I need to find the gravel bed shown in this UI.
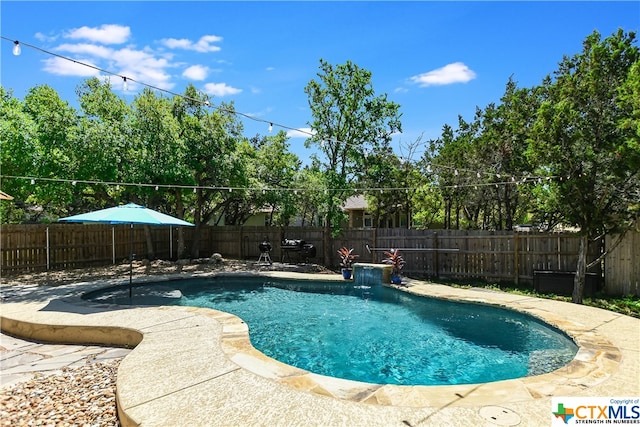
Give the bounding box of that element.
[0,360,121,426]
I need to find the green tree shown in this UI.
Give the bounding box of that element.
[304,59,402,264]
[294,165,325,227]
[128,88,186,258]
[20,85,79,220]
[172,85,244,256]
[73,77,131,210]
[252,131,301,226]
[530,29,640,303]
[0,87,37,222]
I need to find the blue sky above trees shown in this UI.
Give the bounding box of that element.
[1,1,637,161]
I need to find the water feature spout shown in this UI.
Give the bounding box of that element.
[353,263,393,286]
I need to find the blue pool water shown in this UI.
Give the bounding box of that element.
[85,276,578,386]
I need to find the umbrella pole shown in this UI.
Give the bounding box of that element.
[129,223,133,298]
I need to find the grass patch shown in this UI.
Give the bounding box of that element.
[429,278,640,319]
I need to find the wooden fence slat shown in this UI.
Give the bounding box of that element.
[1,224,637,296]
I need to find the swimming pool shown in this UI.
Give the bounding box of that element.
[85,276,578,386]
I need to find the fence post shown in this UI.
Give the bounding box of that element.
[433,231,439,279]
[112,227,115,264]
[46,227,50,270]
[514,232,520,285]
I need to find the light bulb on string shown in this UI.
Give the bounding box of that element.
[13,41,21,56]
[155,185,159,191]
[30,179,35,185]
[122,77,128,92]
[268,123,273,133]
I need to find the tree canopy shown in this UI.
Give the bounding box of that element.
[1,29,637,301]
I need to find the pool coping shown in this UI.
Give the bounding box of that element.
[1,271,638,426]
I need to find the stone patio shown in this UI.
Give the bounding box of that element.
[1,270,638,426]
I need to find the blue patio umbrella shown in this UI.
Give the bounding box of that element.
[59,203,194,296]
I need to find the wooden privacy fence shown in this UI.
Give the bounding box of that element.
[343,228,603,286]
[605,227,640,296]
[2,224,637,296]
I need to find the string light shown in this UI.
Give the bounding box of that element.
[1,37,565,195]
[0,36,564,186]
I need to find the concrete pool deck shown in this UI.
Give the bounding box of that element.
[1,271,638,426]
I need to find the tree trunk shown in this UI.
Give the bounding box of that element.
[572,234,588,304]
[323,220,331,267]
[144,225,155,260]
[175,191,186,259]
[190,188,203,259]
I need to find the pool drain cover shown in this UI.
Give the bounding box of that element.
[478,406,521,426]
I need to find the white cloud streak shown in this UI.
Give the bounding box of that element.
[203,82,242,97]
[39,25,231,94]
[43,57,101,77]
[183,65,209,80]
[161,34,222,52]
[287,128,315,138]
[65,24,131,44]
[410,62,477,87]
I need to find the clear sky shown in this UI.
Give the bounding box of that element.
[1,1,638,163]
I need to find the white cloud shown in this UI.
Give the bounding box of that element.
[394,87,408,94]
[203,82,241,97]
[56,43,114,59]
[410,62,476,87]
[161,34,222,52]
[43,57,101,77]
[35,32,57,43]
[65,24,131,44]
[39,27,228,94]
[266,66,275,72]
[183,65,209,80]
[287,128,315,138]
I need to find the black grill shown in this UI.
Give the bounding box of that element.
[281,239,316,263]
